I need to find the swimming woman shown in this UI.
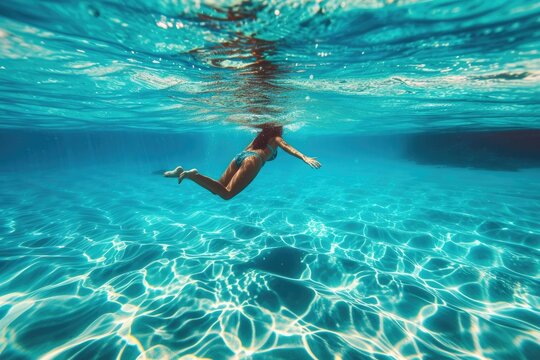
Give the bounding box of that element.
[163,123,321,200]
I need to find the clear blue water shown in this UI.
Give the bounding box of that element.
[1,1,540,359]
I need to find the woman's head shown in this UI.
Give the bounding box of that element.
[252,122,283,149]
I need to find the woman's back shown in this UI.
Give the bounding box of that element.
[247,136,278,162]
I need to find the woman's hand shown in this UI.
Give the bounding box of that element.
[304,156,321,169]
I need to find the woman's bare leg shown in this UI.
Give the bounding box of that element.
[224,159,261,198]
[166,159,237,183]
[218,160,239,185]
[179,158,262,200]
[179,169,226,196]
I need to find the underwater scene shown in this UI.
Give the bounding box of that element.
[1,1,539,359]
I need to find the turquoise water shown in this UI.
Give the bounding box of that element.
[1,1,540,359]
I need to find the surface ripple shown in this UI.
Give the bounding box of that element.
[0,0,539,133]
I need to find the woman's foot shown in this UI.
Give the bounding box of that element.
[178,169,198,184]
[163,166,184,178]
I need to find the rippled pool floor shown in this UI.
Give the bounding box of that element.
[1,160,539,359]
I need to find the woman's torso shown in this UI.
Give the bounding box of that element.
[246,137,278,163]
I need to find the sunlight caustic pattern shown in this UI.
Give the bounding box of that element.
[1,163,538,359]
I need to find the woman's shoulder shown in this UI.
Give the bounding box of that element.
[268,137,281,147]
[272,136,286,146]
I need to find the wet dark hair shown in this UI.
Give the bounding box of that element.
[252,123,283,150]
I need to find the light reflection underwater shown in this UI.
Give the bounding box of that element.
[1,158,539,359]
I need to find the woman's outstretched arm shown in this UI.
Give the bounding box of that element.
[275,136,321,169]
